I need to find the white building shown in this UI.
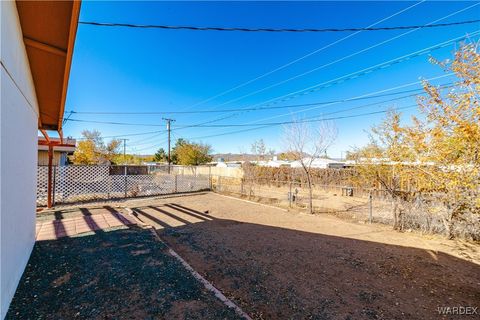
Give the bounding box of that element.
[216,161,242,168]
[290,157,345,169]
[1,1,80,317]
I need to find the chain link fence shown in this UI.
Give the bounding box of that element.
[36,166,479,239]
[213,176,389,211]
[211,176,480,239]
[37,165,211,207]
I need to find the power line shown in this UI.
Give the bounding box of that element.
[74,129,165,140]
[67,83,451,115]
[175,1,425,112]
[64,81,455,128]
[126,104,417,152]
[67,119,164,127]
[172,31,470,132]
[168,4,479,130]
[188,105,419,141]
[78,18,480,33]
[124,104,418,151]
[198,31,477,111]
[127,89,432,152]
[178,84,455,128]
[234,73,454,127]
[66,1,477,145]
[174,72,455,139]
[128,137,169,153]
[128,131,166,146]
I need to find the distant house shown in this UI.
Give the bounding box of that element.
[38,137,76,166]
[259,156,292,168]
[253,156,345,169]
[291,157,345,169]
[216,160,242,168]
[142,161,160,166]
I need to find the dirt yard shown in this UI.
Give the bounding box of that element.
[10,192,479,319]
[127,192,479,319]
[7,226,241,320]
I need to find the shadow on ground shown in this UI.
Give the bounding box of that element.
[133,202,480,320]
[6,227,241,320]
[8,200,480,319]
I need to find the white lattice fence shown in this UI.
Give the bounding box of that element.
[54,166,110,203]
[36,165,211,206]
[37,166,49,206]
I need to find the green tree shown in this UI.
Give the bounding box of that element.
[170,138,187,164]
[174,140,213,165]
[153,148,167,162]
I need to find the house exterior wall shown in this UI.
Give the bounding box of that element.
[38,150,64,166]
[0,2,39,318]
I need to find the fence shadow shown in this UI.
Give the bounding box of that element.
[23,200,480,319]
[154,207,480,320]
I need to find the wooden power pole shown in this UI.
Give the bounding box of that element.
[162,118,175,173]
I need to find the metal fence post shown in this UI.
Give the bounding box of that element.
[369,192,373,223]
[289,182,292,208]
[124,165,127,198]
[241,178,244,194]
[209,166,212,190]
[174,174,178,193]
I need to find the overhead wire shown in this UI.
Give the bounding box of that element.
[70,130,165,141]
[67,84,447,115]
[187,105,419,141]
[66,3,479,149]
[172,4,480,131]
[181,82,456,128]
[243,73,455,124]
[78,18,480,33]
[172,34,477,132]
[172,73,456,142]
[118,78,452,151]
[64,80,454,128]
[197,31,479,112]
[173,1,426,112]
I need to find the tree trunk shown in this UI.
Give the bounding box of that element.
[307,174,313,214]
[442,208,455,240]
[392,200,399,230]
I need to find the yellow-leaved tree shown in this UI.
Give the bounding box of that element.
[355,43,480,239]
[405,43,480,238]
[71,130,121,165]
[174,140,213,166]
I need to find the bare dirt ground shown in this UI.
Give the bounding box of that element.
[125,192,480,320]
[217,182,401,225]
[7,226,241,320]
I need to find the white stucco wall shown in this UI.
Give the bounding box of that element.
[0,1,39,318]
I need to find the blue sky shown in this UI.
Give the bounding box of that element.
[63,1,480,157]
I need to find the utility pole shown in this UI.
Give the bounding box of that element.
[162,118,175,174]
[121,139,128,164]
